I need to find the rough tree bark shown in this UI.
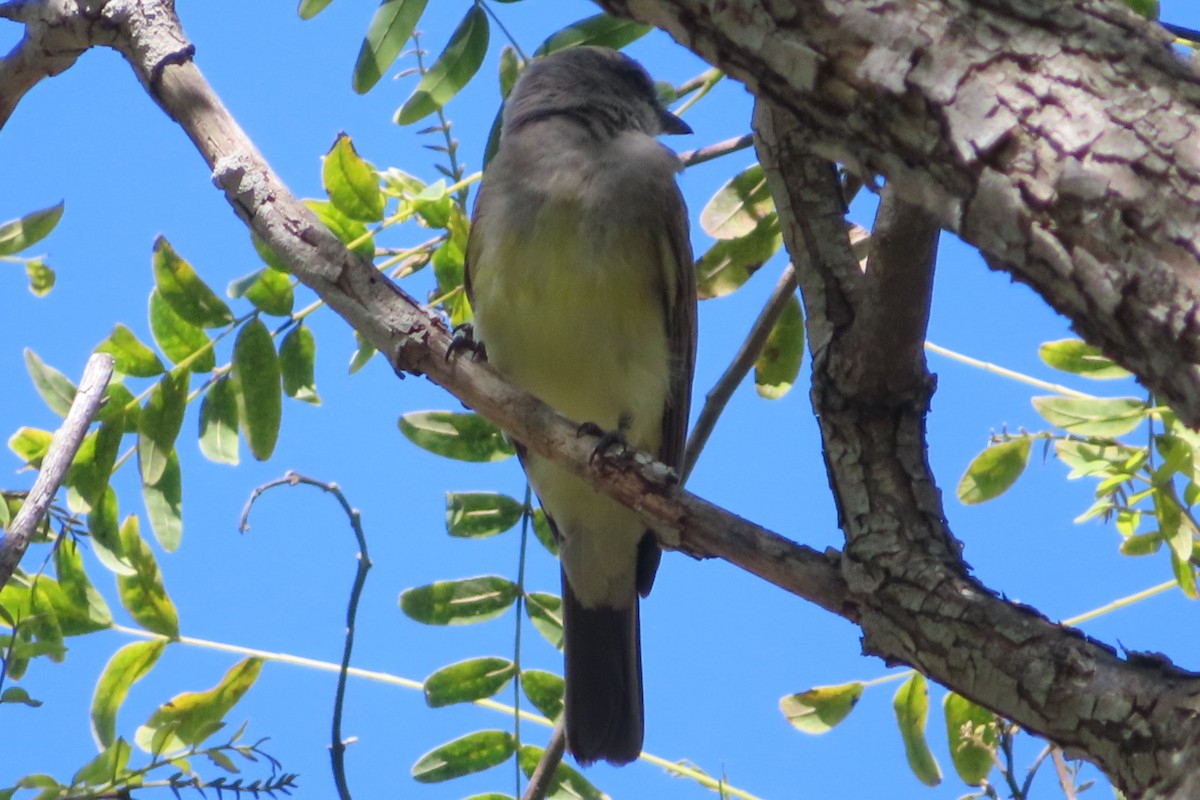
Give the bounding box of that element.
[4,0,1200,797]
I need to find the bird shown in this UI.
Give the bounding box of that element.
[464,45,696,766]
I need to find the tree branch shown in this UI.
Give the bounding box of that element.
[521,719,566,800]
[753,96,1200,799]
[595,0,1200,430]
[0,352,114,587]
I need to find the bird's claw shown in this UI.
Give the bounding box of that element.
[446,323,487,362]
[579,421,629,464]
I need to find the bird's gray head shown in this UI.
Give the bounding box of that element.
[502,46,691,140]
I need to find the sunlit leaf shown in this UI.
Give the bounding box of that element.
[534,14,650,56]
[143,450,183,552]
[199,378,240,466]
[695,217,781,299]
[353,0,431,94]
[279,324,320,405]
[228,267,294,317]
[232,318,283,461]
[397,6,490,125]
[1122,0,1159,20]
[1031,396,1147,438]
[25,259,55,296]
[25,348,76,417]
[324,134,385,222]
[893,673,941,786]
[498,45,521,98]
[152,236,234,328]
[399,411,515,462]
[754,294,804,399]
[520,670,564,721]
[54,540,112,635]
[0,201,64,256]
[66,422,122,511]
[137,371,188,486]
[424,657,516,707]
[445,492,523,538]
[531,507,558,557]
[96,324,165,377]
[306,199,375,259]
[780,682,864,734]
[298,0,336,19]
[1038,339,1130,380]
[943,692,997,785]
[412,730,515,783]
[400,576,519,625]
[700,163,775,239]
[134,658,263,754]
[92,640,167,749]
[90,485,134,576]
[957,438,1032,505]
[71,739,133,788]
[525,591,563,650]
[517,744,606,799]
[149,289,216,372]
[8,427,52,468]
[117,515,179,637]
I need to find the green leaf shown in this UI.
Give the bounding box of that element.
[97,381,139,433]
[1,686,41,707]
[498,45,521,98]
[279,324,320,405]
[1171,550,1198,599]
[298,0,336,20]
[117,515,179,637]
[754,294,804,399]
[324,134,385,222]
[353,0,431,94]
[445,492,524,538]
[232,318,283,461]
[534,14,650,56]
[72,739,132,788]
[144,450,183,552]
[54,539,112,634]
[1120,531,1162,556]
[250,229,290,273]
[137,371,188,486]
[25,259,55,296]
[90,485,134,575]
[411,730,515,783]
[0,202,64,256]
[96,324,165,378]
[152,236,234,328]
[520,669,564,721]
[135,657,263,754]
[228,268,294,317]
[66,422,123,511]
[1122,0,1159,20]
[306,199,375,259]
[92,640,167,749]
[957,438,1032,505]
[943,693,997,786]
[1031,396,1148,438]
[25,348,76,417]
[1054,439,1140,478]
[396,6,490,125]
[695,217,781,300]
[780,682,864,734]
[525,591,563,650]
[1038,339,1130,380]
[8,427,52,468]
[349,330,377,374]
[149,288,216,372]
[399,411,515,462]
[517,744,606,799]
[424,657,516,707]
[700,163,775,239]
[893,673,941,787]
[531,507,558,557]
[199,378,240,465]
[400,576,519,625]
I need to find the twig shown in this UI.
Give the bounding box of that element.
[1050,749,1079,800]
[240,471,372,800]
[0,352,113,588]
[679,133,753,169]
[521,718,566,800]
[683,263,796,481]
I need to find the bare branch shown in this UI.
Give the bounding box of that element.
[521,719,567,800]
[0,352,114,587]
[679,133,753,168]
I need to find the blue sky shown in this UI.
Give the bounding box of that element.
[4,2,1200,798]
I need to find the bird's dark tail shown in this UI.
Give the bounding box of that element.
[561,569,643,766]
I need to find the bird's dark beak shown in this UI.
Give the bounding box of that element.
[659,107,692,136]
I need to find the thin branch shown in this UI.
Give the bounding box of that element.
[683,262,796,481]
[240,471,372,800]
[679,133,753,169]
[521,718,566,800]
[0,352,113,588]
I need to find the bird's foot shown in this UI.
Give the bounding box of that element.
[446,323,487,362]
[580,415,632,465]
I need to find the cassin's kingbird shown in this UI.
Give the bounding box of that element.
[465,46,696,765]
